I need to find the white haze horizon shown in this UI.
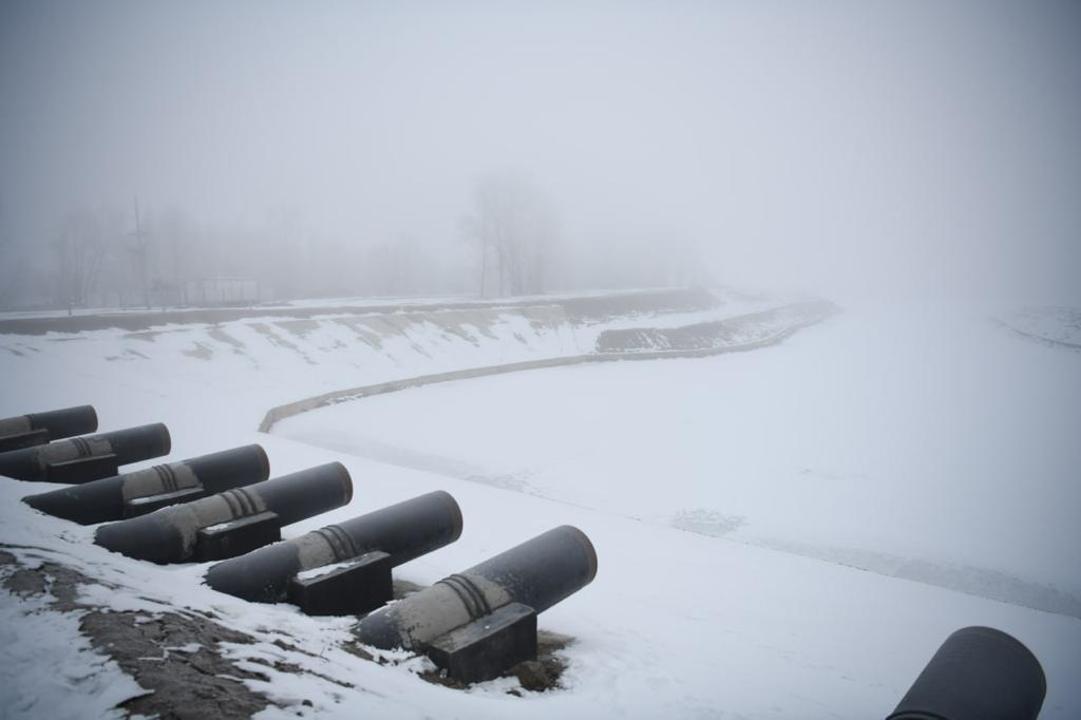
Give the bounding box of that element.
[1,0,1079,305]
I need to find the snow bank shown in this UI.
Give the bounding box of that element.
[2,291,1079,718]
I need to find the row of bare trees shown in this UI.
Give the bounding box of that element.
[36,175,563,310]
[33,205,480,311]
[1,173,707,311]
[460,173,709,297]
[49,206,152,314]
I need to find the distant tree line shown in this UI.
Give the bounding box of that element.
[0,175,709,312]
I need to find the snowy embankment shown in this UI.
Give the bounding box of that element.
[257,298,834,432]
[1,290,1079,719]
[0,288,747,443]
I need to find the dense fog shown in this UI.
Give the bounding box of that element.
[1,0,1078,310]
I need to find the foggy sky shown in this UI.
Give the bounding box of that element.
[2,0,1079,302]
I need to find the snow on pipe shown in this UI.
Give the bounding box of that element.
[0,405,98,451]
[354,525,597,650]
[93,462,353,564]
[0,423,170,482]
[204,490,463,602]
[886,626,1045,720]
[23,444,271,525]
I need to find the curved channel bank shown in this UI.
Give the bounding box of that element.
[259,300,836,432]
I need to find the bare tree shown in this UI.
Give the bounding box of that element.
[126,198,153,309]
[464,172,557,298]
[458,214,490,298]
[155,206,197,307]
[53,209,108,314]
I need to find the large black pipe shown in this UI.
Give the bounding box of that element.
[204,490,463,601]
[354,525,597,650]
[0,423,170,482]
[887,626,1045,720]
[93,462,353,563]
[0,405,98,451]
[23,444,270,525]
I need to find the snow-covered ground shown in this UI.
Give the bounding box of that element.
[277,303,1081,614]
[2,292,1080,718]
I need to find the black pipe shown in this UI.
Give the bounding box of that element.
[354,525,597,650]
[204,490,462,601]
[0,405,98,451]
[23,444,270,525]
[887,626,1046,720]
[0,423,170,482]
[93,462,353,563]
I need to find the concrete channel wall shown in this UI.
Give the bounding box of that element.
[0,288,720,336]
[259,300,837,433]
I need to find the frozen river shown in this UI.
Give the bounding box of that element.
[277,303,1081,615]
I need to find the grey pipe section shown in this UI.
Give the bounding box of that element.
[0,423,170,482]
[204,490,463,602]
[887,626,1045,720]
[0,405,98,442]
[94,462,353,563]
[23,444,270,525]
[354,525,597,650]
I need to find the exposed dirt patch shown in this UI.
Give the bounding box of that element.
[2,566,47,596]
[249,322,316,364]
[87,611,271,720]
[274,319,321,339]
[206,326,249,354]
[0,549,275,719]
[181,341,214,361]
[2,549,581,717]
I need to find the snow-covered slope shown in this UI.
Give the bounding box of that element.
[0,289,756,437]
[2,291,1079,719]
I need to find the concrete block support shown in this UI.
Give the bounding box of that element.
[426,602,538,684]
[47,454,118,484]
[286,551,393,616]
[195,511,282,562]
